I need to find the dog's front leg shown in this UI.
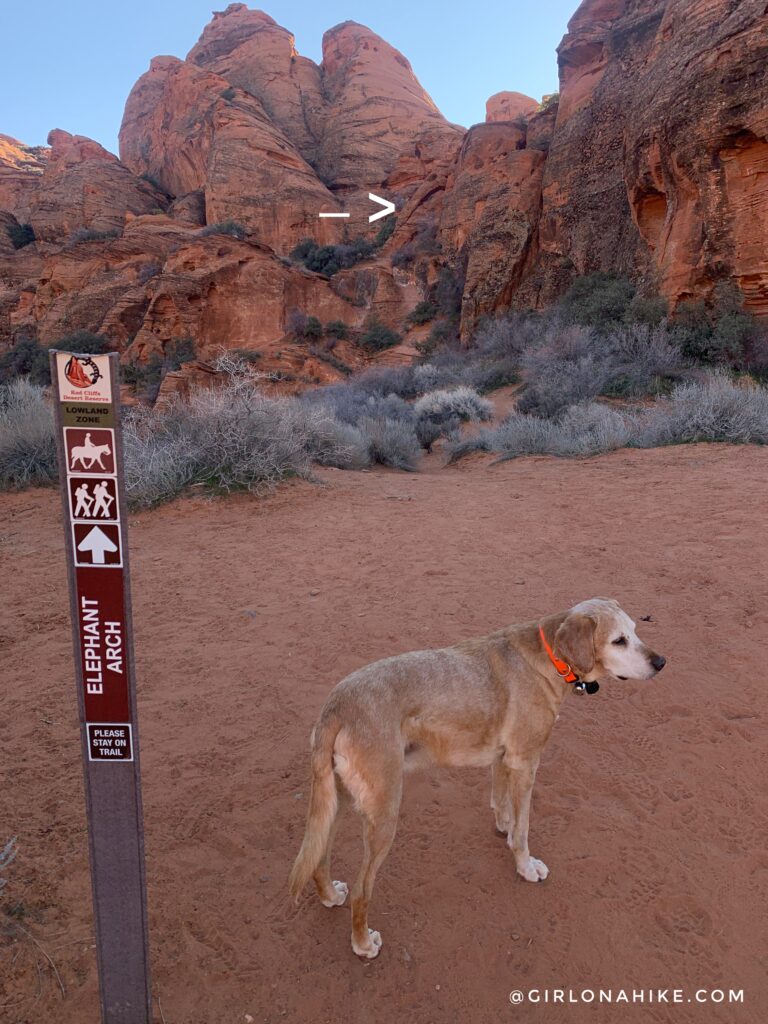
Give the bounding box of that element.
[490,757,513,834]
[504,755,549,883]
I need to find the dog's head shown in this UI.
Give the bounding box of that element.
[555,598,665,683]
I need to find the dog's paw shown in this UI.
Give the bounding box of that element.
[517,857,549,883]
[321,880,348,908]
[352,928,383,959]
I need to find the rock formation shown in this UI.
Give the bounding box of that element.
[1,0,767,388]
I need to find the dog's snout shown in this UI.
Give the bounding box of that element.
[650,654,666,672]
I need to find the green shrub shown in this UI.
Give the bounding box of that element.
[0,339,50,386]
[7,222,35,249]
[625,294,668,326]
[121,338,196,400]
[302,317,323,340]
[559,272,636,328]
[54,330,111,355]
[359,320,402,352]
[325,320,349,340]
[407,300,438,325]
[291,224,393,277]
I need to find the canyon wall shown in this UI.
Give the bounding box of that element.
[1,0,766,382]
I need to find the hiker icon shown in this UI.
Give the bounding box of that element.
[69,476,118,522]
[92,481,115,518]
[69,432,113,471]
[74,482,94,517]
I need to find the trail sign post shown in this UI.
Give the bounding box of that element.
[50,350,151,1024]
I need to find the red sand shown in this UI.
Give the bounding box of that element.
[2,444,767,1023]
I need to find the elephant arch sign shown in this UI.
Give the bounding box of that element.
[50,350,151,1024]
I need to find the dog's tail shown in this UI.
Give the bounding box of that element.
[289,715,341,901]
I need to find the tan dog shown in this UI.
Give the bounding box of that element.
[289,598,665,959]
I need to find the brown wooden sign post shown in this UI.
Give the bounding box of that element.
[49,350,151,1024]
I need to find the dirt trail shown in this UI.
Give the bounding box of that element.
[2,443,767,1023]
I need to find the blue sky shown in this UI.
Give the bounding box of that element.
[0,1,577,155]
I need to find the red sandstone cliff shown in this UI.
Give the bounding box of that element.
[1,0,766,383]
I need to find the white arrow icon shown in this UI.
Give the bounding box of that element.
[368,193,395,223]
[77,525,118,564]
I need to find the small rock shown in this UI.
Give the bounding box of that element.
[403,949,412,963]
[293,791,304,800]
[309,589,320,597]
[245,1015,254,1023]
[259,874,270,883]
[435,984,441,991]
[511,932,520,940]
[241,609,257,619]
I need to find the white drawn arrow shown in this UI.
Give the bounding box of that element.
[77,526,118,564]
[368,193,395,223]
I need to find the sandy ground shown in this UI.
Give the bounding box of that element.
[2,442,768,1023]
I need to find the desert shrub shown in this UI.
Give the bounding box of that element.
[412,386,491,452]
[517,321,686,417]
[198,220,247,240]
[0,338,51,386]
[517,324,611,417]
[538,93,559,112]
[54,330,111,355]
[67,227,121,246]
[416,318,459,356]
[448,373,768,464]
[473,314,540,360]
[373,217,396,247]
[308,345,353,376]
[672,286,760,368]
[559,272,636,328]
[0,378,57,489]
[414,386,493,424]
[359,320,401,352]
[291,227,391,277]
[232,348,262,364]
[448,403,630,462]
[630,374,768,447]
[391,243,417,268]
[123,386,334,506]
[291,315,322,340]
[325,320,349,340]
[7,222,35,249]
[407,300,438,325]
[220,87,237,100]
[435,267,463,317]
[357,416,421,471]
[625,294,668,326]
[121,338,196,400]
[464,358,520,393]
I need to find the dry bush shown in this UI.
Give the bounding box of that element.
[0,378,57,489]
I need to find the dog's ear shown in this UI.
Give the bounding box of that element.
[555,613,596,677]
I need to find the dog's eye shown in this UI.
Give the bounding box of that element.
[612,636,627,646]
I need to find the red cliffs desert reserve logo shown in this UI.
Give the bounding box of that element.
[55,351,112,403]
[65,355,103,390]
